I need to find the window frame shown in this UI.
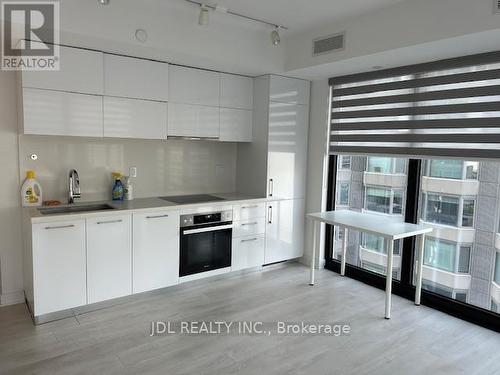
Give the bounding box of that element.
[364,185,406,216]
[421,193,476,228]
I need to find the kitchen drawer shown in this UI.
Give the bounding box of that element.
[233,202,266,221]
[232,234,265,271]
[233,217,265,238]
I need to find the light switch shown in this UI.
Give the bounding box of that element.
[129,166,137,178]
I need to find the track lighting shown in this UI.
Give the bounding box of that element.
[198,4,209,26]
[270,26,281,46]
[98,0,110,5]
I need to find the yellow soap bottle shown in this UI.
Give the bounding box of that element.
[21,170,43,207]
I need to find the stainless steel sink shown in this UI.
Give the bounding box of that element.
[38,204,116,215]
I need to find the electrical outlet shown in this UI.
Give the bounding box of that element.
[129,166,137,178]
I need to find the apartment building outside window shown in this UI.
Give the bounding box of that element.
[337,183,349,206]
[367,157,405,174]
[424,237,471,273]
[424,160,479,180]
[422,193,475,228]
[339,155,351,170]
[365,187,404,215]
[494,253,500,285]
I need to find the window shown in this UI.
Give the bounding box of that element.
[428,160,464,179]
[424,194,459,226]
[362,233,401,255]
[339,156,351,170]
[492,300,499,313]
[458,246,471,273]
[365,187,390,214]
[462,199,475,227]
[338,183,349,205]
[425,160,479,180]
[424,237,456,272]
[366,157,406,174]
[365,187,405,215]
[495,253,500,284]
[422,194,475,228]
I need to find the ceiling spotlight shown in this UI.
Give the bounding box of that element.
[271,26,281,46]
[198,4,209,26]
[98,0,110,5]
[135,29,148,43]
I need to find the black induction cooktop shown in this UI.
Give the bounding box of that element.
[158,194,226,204]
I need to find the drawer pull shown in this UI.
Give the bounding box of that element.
[241,222,258,226]
[44,224,75,230]
[146,214,169,219]
[241,237,258,243]
[97,219,123,225]
[241,205,259,209]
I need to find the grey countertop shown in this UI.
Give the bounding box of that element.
[25,192,268,222]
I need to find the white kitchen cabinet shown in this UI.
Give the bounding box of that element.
[104,97,167,139]
[265,199,305,264]
[267,102,309,199]
[233,217,266,238]
[32,220,86,316]
[86,215,132,304]
[233,202,266,222]
[269,75,310,105]
[104,54,169,101]
[133,210,180,293]
[22,88,103,137]
[232,234,265,271]
[169,66,220,106]
[22,43,103,95]
[220,74,253,110]
[220,108,252,142]
[167,102,220,139]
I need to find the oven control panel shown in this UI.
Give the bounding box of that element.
[180,210,233,228]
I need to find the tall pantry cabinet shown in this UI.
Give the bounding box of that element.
[237,75,310,264]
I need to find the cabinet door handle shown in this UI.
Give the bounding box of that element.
[268,179,274,197]
[268,206,273,224]
[241,237,258,243]
[146,214,169,219]
[241,205,259,209]
[241,222,258,226]
[44,224,75,230]
[96,219,123,225]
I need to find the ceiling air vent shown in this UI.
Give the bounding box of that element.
[494,0,500,14]
[313,32,345,56]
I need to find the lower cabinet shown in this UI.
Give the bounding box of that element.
[232,235,265,271]
[32,219,87,316]
[86,215,132,304]
[265,199,305,264]
[133,210,180,293]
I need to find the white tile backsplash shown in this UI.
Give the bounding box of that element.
[19,135,237,203]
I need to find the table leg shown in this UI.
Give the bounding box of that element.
[415,234,425,305]
[341,227,348,276]
[309,220,318,286]
[385,239,394,319]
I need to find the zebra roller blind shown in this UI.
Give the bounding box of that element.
[329,51,500,158]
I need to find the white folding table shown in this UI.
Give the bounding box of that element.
[308,211,433,319]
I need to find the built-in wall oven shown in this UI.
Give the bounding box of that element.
[179,210,233,277]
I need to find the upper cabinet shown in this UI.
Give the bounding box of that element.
[220,108,252,142]
[169,66,220,107]
[220,74,253,110]
[21,43,103,95]
[104,54,169,101]
[269,75,310,105]
[103,97,167,140]
[167,103,220,139]
[22,88,103,137]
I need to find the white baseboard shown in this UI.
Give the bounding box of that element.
[0,291,25,306]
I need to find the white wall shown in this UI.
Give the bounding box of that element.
[301,80,330,268]
[55,0,285,76]
[285,0,500,79]
[0,70,23,305]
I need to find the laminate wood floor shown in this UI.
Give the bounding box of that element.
[1,263,499,375]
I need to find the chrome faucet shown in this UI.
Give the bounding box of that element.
[68,169,81,204]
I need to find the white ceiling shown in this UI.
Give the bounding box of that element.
[195,0,413,35]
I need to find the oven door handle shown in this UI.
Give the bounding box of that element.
[183,224,233,235]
